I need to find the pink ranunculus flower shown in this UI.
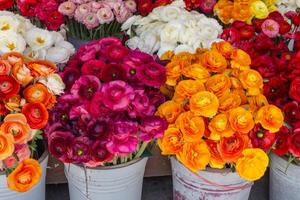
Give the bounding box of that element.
[4,156,17,169]
[124,0,137,13]
[115,5,132,23]
[261,19,280,38]
[74,3,91,22]
[15,144,31,161]
[96,7,115,24]
[58,1,77,17]
[106,135,138,156]
[83,13,100,29]
[101,80,133,111]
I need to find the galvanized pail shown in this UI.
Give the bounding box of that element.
[171,157,253,200]
[64,158,148,200]
[270,153,300,200]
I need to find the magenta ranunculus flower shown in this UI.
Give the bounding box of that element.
[99,37,122,55]
[70,136,91,163]
[89,91,111,117]
[139,116,168,142]
[128,90,155,118]
[77,40,101,62]
[101,63,127,82]
[105,44,129,61]
[137,62,166,87]
[81,59,106,79]
[106,135,138,156]
[86,118,111,139]
[71,75,101,100]
[113,120,139,140]
[101,80,133,111]
[86,140,114,167]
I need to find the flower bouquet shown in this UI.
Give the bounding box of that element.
[157,41,283,199]
[122,0,223,56]
[45,37,167,200]
[0,52,64,196]
[0,11,75,65]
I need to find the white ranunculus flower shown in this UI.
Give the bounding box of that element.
[174,44,195,54]
[121,15,142,32]
[0,32,26,54]
[38,74,65,95]
[25,28,55,51]
[160,21,182,44]
[0,16,20,34]
[46,46,72,64]
[157,42,176,57]
[159,6,181,22]
[55,41,75,55]
[126,36,141,50]
[140,31,160,53]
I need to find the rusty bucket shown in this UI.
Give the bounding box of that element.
[170,157,253,200]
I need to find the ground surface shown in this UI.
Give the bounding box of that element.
[46,172,268,200]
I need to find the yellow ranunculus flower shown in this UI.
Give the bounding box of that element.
[236,148,269,181]
[250,1,269,19]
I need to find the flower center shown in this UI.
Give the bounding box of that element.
[1,23,10,31]
[18,171,32,184]
[36,37,45,45]
[6,42,16,51]
[129,69,136,75]
[256,132,264,138]
[77,149,84,156]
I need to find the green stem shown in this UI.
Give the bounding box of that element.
[284,155,295,174]
[134,142,149,159]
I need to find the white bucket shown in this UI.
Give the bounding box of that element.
[269,153,300,200]
[171,157,253,200]
[64,157,148,200]
[0,151,48,200]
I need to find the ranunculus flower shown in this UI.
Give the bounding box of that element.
[236,148,269,181]
[139,116,168,141]
[287,129,300,157]
[0,60,11,75]
[101,80,133,111]
[98,37,122,55]
[0,132,14,160]
[289,77,300,102]
[208,113,234,140]
[206,140,225,169]
[0,0,13,10]
[137,0,153,16]
[15,144,30,161]
[136,62,166,88]
[81,59,106,79]
[201,50,227,73]
[221,28,241,44]
[22,102,49,129]
[48,131,75,163]
[263,76,288,106]
[205,74,231,98]
[190,91,219,118]
[88,91,111,117]
[249,125,276,151]
[156,100,183,123]
[83,13,99,30]
[60,66,81,91]
[158,125,183,155]
[101,64,127,82]
[283,101,300,126]
[261,19,280,38]
[11,62,33,87]
[86,118,110,139]
[106,135,138,156]
[70,136,91,163]
[125,0,137,12]
[0,75,20,100]
[70,75,101,100]
[7,158,42,192]
[272,126,290,156]
[17,0,39,17]
[58,1,77,17]
[239,69,263,96]
[173,80,205,103]
[112,120,138,140]
[38,74,65,96]
[128,90,154,118]
[74,3,91,22]
[255,105,284,133]
[228,107,254,134]
[96,7,114,24]
[86,140,114,167]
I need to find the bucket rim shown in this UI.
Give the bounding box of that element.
[270,152,300,168]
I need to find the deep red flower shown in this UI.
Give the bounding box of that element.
[44,11,64,31]
[268,11,285,23]
[283,101,300,126]
[279,20,291,35]
[17,0,39,17]
[0,0,13,10]
[289,77,300,102]
[263,76,288,106]
[137,0,154,16]
[239,25,255,40]
[287,129,300,157]
[221,28,241,45]
[90,140,114,164]
[0,102,8,116]
[60,67,81,91]
[253,34,275,51]
[251,54,276,78]
[101,64,127,82]
[81,60,106,79]
[273,126,290,156]
[249,125,276,151]
[252,19,265,32]
[0,75,20,100]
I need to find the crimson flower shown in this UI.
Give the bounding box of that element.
[249,125,276,151]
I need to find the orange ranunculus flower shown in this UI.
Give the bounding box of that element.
[0,60,11,75]
[156,101,183,123]
[230,77,243,89]
[218,133,249,163]
[229,107,254,134]
[201,50,228,73]
[236,148,269,181]
[232,2,252,22]
[4,95,23,112]
[175,111,205,142]
[255,105,284,133]
[172,52,195,63]
[160,51,174,60]
[231,49,251,70]
[205,74,231,98]
[173,80,205,103]
[208,113,234,140]
[177,140,211,172]
[12,61,34,86]
[0,132,14,160]
[23,83,55,109]
[166,61,182,86]
[1,113,31,144]
[22,103,49,129]
[218,92,241,112]
[247,94,269,113]
[214,0,234,24]
[239,69,263,96]
[26,60,57,77]
[206,140,225,169]
[182,63,211,82]
[190,91,219,118]
[1,52,25,65]
[158,125,183,155]
[212,41,234,59]
[7,158,42,192]
[232,89,248,104]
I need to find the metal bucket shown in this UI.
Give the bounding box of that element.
[269,153,300,200]
[171,157,253,200]
[64,158,148,200]
[0,151,48,200]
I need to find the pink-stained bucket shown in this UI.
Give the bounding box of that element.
[64,157,148,200]
[170,157,253,200]
[269,153,300,200]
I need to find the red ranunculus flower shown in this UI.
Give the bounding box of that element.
[221,28,241,44]
[249,125,276,151]
[81,60,106,79]
[17,0,39,17]
[279,20,291,35]
[263,76,288,106]
[0,0,13,10]
[0,102,8,116]
[283,101,300,126]
[287,129,300,157]
[44,11,64,31]
[268,11,285,23]
[273,126,290,156]
[289,77,300,102]
[101,64,127,82]
[0,75,20,100]
[137,0,154,16]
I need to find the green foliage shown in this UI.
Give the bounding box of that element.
[29,130,43,156]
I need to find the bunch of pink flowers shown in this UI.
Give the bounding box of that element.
[59,0,136,29]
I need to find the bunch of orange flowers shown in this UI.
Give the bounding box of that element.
[0,52,64,192]
[157,41,284,181]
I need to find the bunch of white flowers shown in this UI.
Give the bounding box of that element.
[276,0,300,14]
[122,0,223,56]
[0,11,75,64]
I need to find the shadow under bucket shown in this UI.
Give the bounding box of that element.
[170,157,253,200]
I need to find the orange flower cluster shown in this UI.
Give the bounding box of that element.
[158,41,283,181]
[0,52,63,192]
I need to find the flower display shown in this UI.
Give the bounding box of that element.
[0,52,64,192]
[122,0,223,56]
[46,37,168,167]
[158,41,283,181]
[0,11,75,65]
[221,11,300,164]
